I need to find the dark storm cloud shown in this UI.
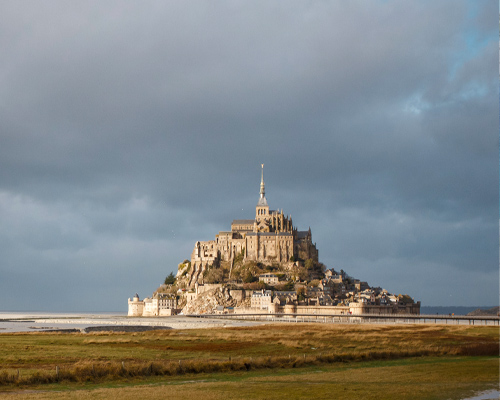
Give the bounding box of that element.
[0,1,497,310]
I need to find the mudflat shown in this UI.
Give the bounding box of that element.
[0,313,267,333]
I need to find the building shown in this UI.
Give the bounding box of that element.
[251,290,273,310]
[128,293,144,316]
[188,165,318,287]
[128,293,179,316]
[259,273,279,285]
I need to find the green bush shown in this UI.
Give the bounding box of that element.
[164,272,176,285]
[243,271,258,283]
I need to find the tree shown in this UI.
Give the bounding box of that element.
[243,270,258,283]
[257,281,267,290]
[203,267,225,284]
[164,272,176,285]
[232,269,241,281]
[318,263,327,273]
[297,266,309,281]
[305,258,315,270]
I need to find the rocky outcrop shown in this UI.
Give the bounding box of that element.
[182,286,238,315]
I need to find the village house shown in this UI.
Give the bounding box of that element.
[259,273,279,285]
[251,290,273,310]
[273,290,297,305]
[324,269,343,283]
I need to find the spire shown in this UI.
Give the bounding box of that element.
[257,163,268,207]
[260,163,265,199]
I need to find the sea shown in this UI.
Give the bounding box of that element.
[0,311,126,333]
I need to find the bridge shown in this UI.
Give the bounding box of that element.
[187,312,500,326]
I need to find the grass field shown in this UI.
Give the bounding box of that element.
[0,323,498,399]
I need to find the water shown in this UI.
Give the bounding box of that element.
[0,311,126,333]
[0,311,262,332]
[461,389,500,400]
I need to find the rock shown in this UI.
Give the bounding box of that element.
[182,286,238,315]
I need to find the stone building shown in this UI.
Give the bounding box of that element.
[259,273,279,285]
[128,293,179,316]
[188,165,318,287]
[251,290,273,310]
[128,293,144,316]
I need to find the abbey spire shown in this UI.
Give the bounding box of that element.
[260,163,265,199]
[257,163,268,207]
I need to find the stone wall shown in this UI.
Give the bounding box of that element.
[233,302,420,316]
[196,283,223,294]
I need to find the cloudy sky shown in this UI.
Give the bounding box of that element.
[0,1,497,312]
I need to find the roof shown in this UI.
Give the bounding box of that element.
[246,232,292,237]
[252,290,272,297]
[257,196,268,206]
[296,231,309,239]
[232,219,255,225]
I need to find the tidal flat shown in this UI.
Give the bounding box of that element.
[0,312,265,333]
[0,323,498,399]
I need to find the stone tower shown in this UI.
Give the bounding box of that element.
[255,164,270,232]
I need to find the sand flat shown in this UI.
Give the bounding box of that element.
[0,312,265,332]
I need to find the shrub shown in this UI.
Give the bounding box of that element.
[164,272,176,285]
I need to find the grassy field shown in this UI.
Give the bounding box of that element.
[0,323,498,399]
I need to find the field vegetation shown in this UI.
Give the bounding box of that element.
[0,323,498,398]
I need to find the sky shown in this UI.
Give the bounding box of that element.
[0,1,498,312]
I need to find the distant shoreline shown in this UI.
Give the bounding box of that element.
[420,306,499,315]
[0,311,126,317]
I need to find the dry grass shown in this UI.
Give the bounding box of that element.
[1,357,498,400]
[0,349,445,386]
[0,323,497,388]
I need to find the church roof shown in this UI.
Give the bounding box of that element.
[232,219,255,225]
[246,232,292,237]
[296,231,310,239]
[257,196,268,207]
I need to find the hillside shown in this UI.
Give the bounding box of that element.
[162,256,420,315]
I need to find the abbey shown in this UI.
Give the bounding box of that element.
[188,165,318,287]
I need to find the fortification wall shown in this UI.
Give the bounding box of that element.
[233,303,419,316]
[295,305,350,315]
